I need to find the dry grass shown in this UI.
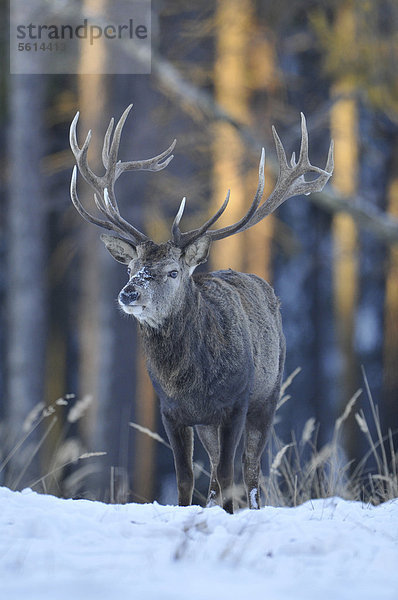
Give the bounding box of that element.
[0,394,106,495]
[261,368,397,506]
[1,368,397,507]
[131,367,398,508]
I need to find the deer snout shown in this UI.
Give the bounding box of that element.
[118,287,140,305]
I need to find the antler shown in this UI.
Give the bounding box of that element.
[172,113,333,248]
[70,104,176,245]
[70,107,333,250]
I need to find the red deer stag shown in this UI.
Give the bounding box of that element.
[70,105,333,512]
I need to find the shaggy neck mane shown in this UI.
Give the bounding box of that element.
[139,279,203,366]
[138,275,231,402]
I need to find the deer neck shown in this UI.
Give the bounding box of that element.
[138,279,204,383]
[140,278,200,343]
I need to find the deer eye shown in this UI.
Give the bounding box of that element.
[168,270,178,279]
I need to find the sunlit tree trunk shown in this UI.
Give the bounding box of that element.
[329,5,360,436]
[76,0,114,498]
[211,0,251,272]
[245,31,280,281]
[330,89,358,404]
[330,92,360,459]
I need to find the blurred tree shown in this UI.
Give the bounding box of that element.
[312,0,398,455]
[312,0,398,121]
[383,154,398,436]
[74,0,116,498]
[245,22,280,281]
[5,6,47,485]
[354,108,391,444]
[269,9,337,444]
[211,0,251,272]
[330,81,359,423]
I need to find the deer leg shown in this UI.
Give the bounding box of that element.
[196,425,221,507]
[243,400,276,509]
[217,410,246,514]
[162,415,194,506]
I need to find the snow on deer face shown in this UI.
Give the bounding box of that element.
[100,237,210,328]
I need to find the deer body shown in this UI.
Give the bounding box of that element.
[70,105,333,512]
[144,268,285,513]
[142,267,284,423]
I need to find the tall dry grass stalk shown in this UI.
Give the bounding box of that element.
[0,394,106,496]
[2,368,396,506]
[130,368,398,507]
[260,370,397,506]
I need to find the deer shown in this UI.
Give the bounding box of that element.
[69,105,333,513]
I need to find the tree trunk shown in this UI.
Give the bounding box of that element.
[383,139,398,437]
[6,69,47,487]
[355,107,391,452]
[75,0,114,499]
[211,0,252,272]
[330,89,359,410]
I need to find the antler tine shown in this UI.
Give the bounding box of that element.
[70,166,127,237]
[102,117,114,170]
[70,105,177,245]
[115,138,177,180]
[70,113,91,168]
[103,188,149,242]
[93,189,119,218]
[172,147,265,247]
[70,112,102,193]
[173,114,333,247]
[107,104,134,174]
[70,110,135,238]
[243,115,334,227]
[272,126,289,172]
[206,147,265,242]
[172,190,231,247]
[171,197,186,245]
[298,112,309,165]
[69,111,81,156]
[102,103,176,180]
[325,138,335,175]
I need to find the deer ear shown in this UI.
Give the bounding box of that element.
[100,234,137,264]
[183,236,211,270]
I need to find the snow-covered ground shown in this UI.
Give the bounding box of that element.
[0,487,397,600]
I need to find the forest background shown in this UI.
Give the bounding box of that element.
[1,0,398,505]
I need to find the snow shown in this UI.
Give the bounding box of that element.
[249,487,258,509]
[0,487,397,600]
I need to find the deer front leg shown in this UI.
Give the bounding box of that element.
[217,409,246,514]
[162,415,194,506]
[196,425,221,506]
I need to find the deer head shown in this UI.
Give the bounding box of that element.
[70,104,333,328]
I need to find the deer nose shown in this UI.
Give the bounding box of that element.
[119,289,140,305]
